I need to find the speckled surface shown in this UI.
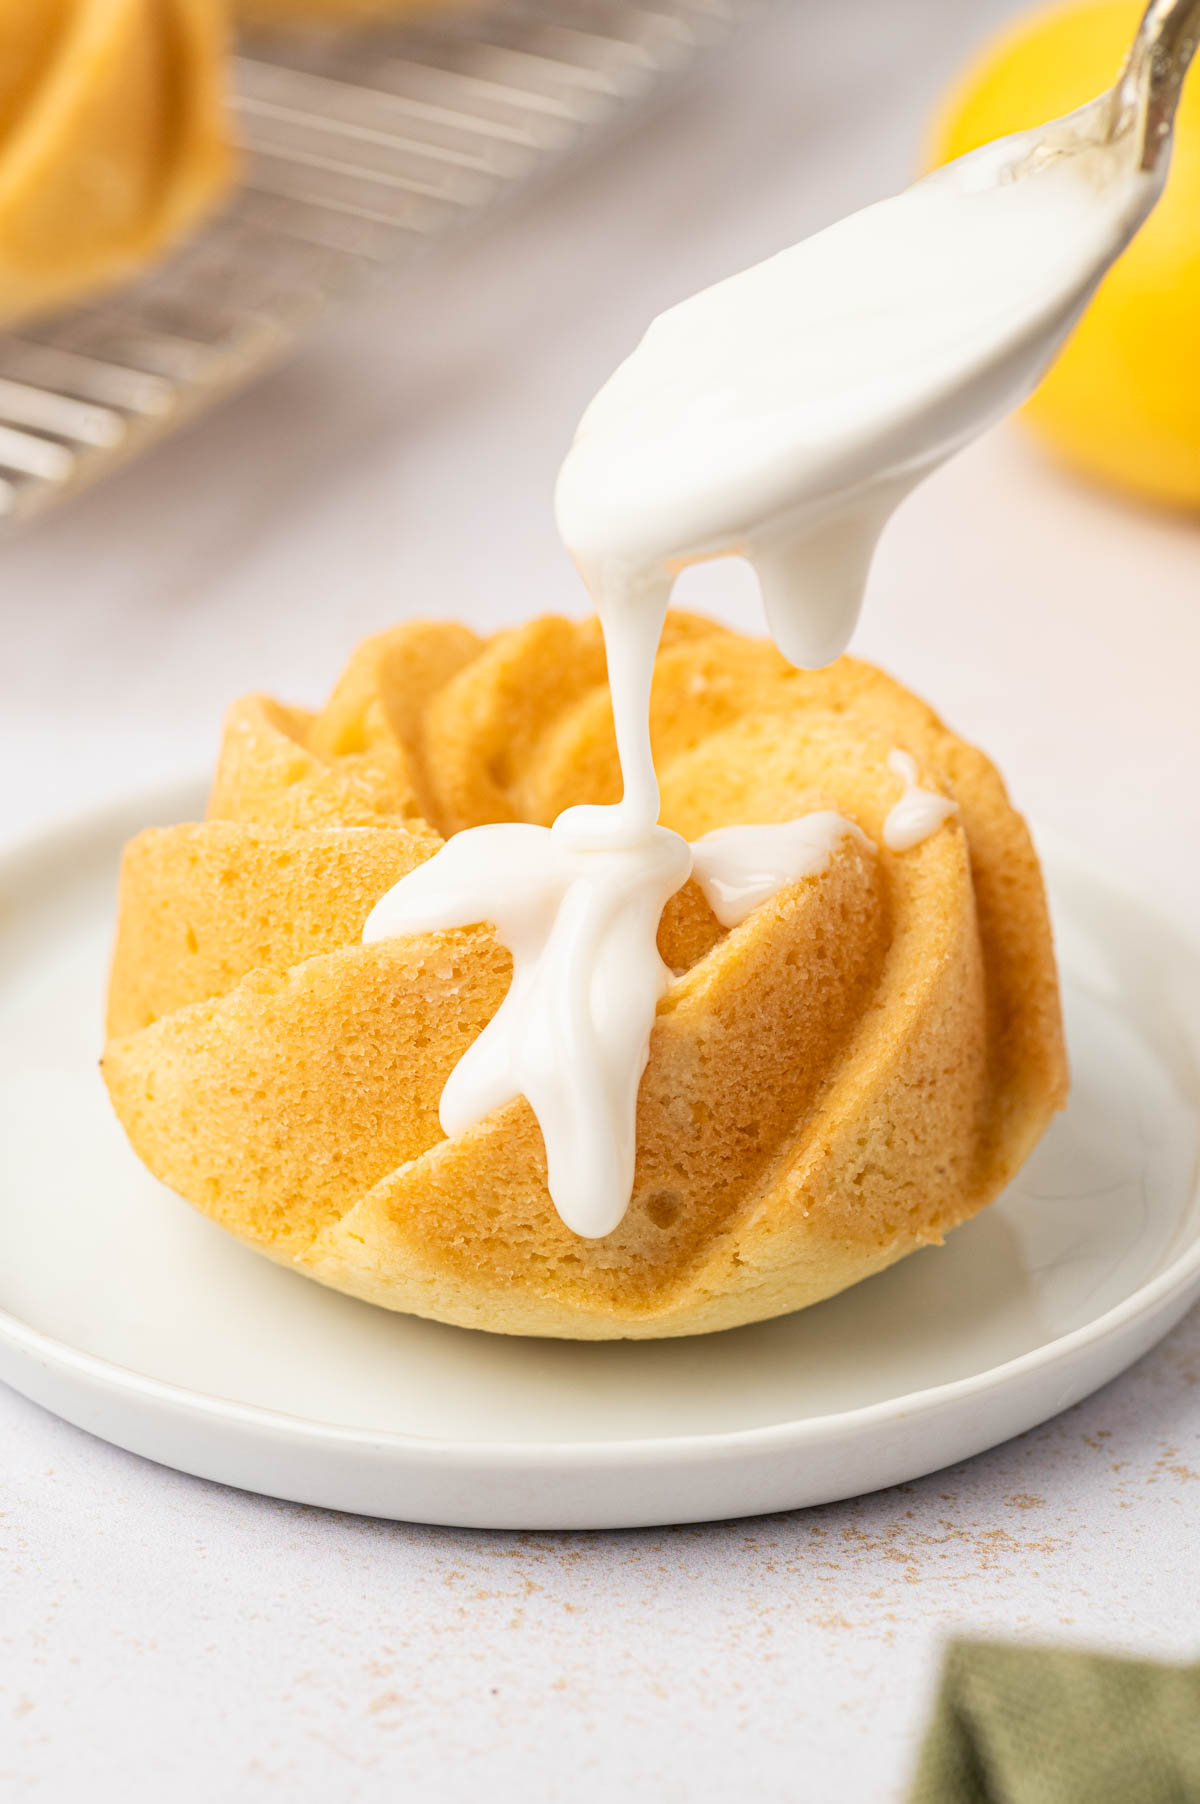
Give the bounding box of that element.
[3,0,1200,1796]
[4,1316,1200,1801]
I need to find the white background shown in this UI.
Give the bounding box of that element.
[4,1,1200,1798]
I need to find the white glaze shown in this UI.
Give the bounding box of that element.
[556,121,1158,669]
[362,817,690,1237]
[691,814,871,929]
[883,750,959,853]
[546,574,670,848]
[367,112,1160,1237]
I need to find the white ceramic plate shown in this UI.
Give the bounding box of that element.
[1,787,1198,1529]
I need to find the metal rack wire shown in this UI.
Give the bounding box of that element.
[0,0,748,528]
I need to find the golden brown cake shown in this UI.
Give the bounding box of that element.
[237,0,454,25]
[102,612,1068,1339]
[0,0,233,327]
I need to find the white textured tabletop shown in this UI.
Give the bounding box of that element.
[4,2,1200,1799]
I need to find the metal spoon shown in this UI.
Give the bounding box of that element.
[1118,0,1200,169]
[1026,0,1200,176]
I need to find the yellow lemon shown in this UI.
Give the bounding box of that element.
[930,1,1200,509]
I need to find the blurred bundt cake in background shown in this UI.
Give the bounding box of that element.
[0,0,233,326]
[237,0,456,25]
[102,613,1068,1340]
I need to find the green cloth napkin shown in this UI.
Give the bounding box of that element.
[908,1641,1200,1804]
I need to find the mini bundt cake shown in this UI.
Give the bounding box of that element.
[102,612,1068,1339]
[0,0,232,326]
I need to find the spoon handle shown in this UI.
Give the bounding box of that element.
[1119,0,1200,167]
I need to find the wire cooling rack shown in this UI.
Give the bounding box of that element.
[0,0,749,527]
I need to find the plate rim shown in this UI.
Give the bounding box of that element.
[2,780,1199,1472]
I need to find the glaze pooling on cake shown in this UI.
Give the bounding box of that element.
[883,750,961,853]
[102,614,1068,1339]
[690,814,872,929]
[364,816,692,1239]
